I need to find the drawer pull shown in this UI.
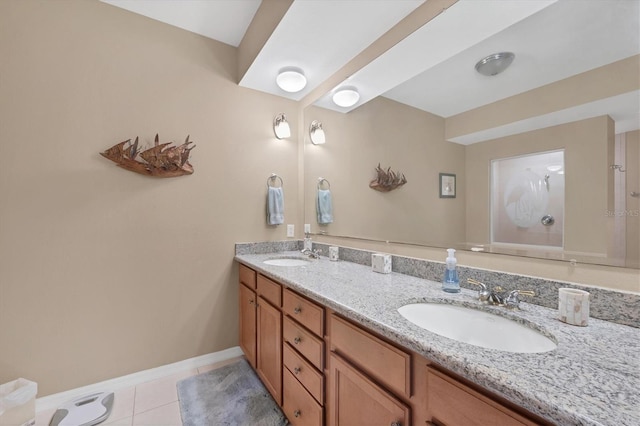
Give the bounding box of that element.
[293,367,301,375]
[294,306,302,314]
[391,422,401,426]
[293,336,301,345]
[294,410,301,418]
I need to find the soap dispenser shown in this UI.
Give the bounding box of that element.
[442,248,460,293]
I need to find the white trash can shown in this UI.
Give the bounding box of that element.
[0,379,37,426]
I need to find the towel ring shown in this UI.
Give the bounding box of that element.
[317,177,331,190]
[267,173,283,188]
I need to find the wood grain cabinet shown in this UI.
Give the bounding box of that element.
[328,313,411,426]
[238,263,548,426]
[256,275,283,406]
[282,289,326,425]
[329,353,410,426]
[238,265,283,406]
[239,281,257,368]
[238,264,257,367]
[426,367,541,426]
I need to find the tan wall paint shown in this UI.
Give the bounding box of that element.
[304,97,466,246]
[446,55,640,140]
[465,116,613,257]
[0,1,299,396]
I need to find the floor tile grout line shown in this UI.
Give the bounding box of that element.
[133,399,180,417]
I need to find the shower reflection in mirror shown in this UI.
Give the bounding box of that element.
[491,150,565,248]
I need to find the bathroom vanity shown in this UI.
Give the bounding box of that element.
[235,246,639,426]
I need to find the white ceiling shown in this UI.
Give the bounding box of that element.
[383,0,640,116]
[101,0,261,47]
[103,0,639,142]
[238,0,425,101]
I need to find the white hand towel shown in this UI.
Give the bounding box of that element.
[317,189,333,224]
[267,187,284,225]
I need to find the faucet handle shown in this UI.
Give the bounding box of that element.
[467,279,491,302]
[505,289,535,309]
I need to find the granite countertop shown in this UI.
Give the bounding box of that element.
[235,251,640,426]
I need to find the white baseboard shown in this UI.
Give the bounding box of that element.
[35,346,243,412]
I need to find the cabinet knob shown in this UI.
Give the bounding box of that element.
[390,422,401,426]
[294,306,302,314]
[294,410,301,418]
[294,367,301,375]
[293,337,301,345]
[249,299,254,305]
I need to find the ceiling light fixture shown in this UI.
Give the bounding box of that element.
[273,113,291,139]
[309,120,326,145]
[332,87,360,108]
[276,67,307,93]
[475,52,515,76]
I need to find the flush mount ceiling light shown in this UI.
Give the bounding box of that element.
[273,113,291,139]
[332,87,360,108]
[475,52,515,76]
[309,120,326,145]
[276,67,307,93]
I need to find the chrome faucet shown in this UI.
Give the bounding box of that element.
[301,248,320,259]
[467,279,534,309]
[504,289,535,309]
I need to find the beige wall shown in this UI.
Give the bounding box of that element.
[304,97,466,246]
[0,1,299,396]
[466,116,613,257]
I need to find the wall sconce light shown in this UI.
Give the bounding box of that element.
[309,120,326,145]
[273,113,291,139]
[332,87,360,107]
[276,67,307,93]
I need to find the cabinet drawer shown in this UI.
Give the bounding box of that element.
[284,316,324,370]
[330,314,411,399]
[257,274,282,307]
[283,368,323,426]
[283,289,324,337]
[427,367,540,426]
[284,342,324,405]
[239,264,256,289]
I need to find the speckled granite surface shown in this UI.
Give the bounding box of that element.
[311,242,640,328]
[235,245,640,426]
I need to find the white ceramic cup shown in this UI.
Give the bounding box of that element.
[558,288,590,326]
[329,246,339,261]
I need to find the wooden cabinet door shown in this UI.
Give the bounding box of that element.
[239,283,257,368]
[426,368,539,426]
[257,297,283,406]
[329,353,410,426]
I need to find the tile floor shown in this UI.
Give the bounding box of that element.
[34,357,242,426]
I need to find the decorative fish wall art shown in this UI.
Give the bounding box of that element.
[101,134,195,178]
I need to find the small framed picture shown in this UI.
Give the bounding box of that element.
[439,173,456,198]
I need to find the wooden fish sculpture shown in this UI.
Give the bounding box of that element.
[369,163,407,192]
[101,134,195,178]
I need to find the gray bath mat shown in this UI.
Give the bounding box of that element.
[177,358,288,426]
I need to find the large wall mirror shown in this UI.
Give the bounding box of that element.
[303,0,640,269]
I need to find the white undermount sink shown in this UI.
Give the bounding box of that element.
[263,257,311,266]
[398,303,557,353]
